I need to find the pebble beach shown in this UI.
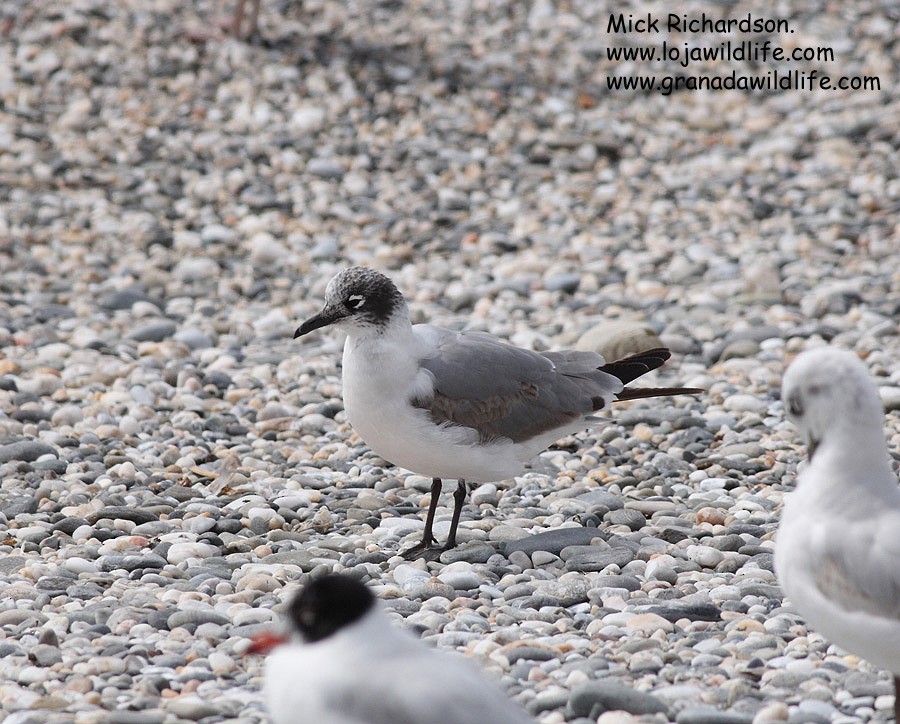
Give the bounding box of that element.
[1,1,899,723]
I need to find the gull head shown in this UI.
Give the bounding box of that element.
[782,347,883,460]
[287,574,375,643]
[294,267,407,338]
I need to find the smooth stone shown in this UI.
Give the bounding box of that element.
[636,603,721,623]
[843,670,893,697]
[753,702,789,723]
[290,105,326,132]
[167,542,220,564]
[440,542,496,564]
[506,646,558,663]
[471,483,499,505]
[174,329,213,349]
[3,497,38,516]
[718,339,761,361]
[576,320,664,363]
[566,547,635,572]
[504,527,604,556]
[0,556,29,575]
[392,564,430,588]
[106,712,167,724]
[533,577,591,606]
[676,707,754,724]
[0,440,57,463]
[127,320,177,342]
[436,571,482,590]
[29,644,62,667]
[531,550,560,566]
[98,287,162,311]
[749,553,775,572]
[99,554,167,572]
[722,394,767,413]
[32,458,67,473]
[89,507,158,525]
[624,612,674,634]
[11,408,52,423]
[131,521,176,537]
[591,575,641,592]
[578,490,624,510]
[527,690,571,715]
[544,273,581,293]
[604,508,645,530]
[0,610,49,626]
[164,696,222,720]
[173,257,219,281]
[167,610,230,630]
[879,386,900,411]
[686,545,725,568]
[568,681,669,718]
[406,580,457,601]
[306,158,345,179]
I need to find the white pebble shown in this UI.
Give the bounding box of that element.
[167,542,219,564]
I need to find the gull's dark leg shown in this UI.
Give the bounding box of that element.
[894,676,899,722]
[421,477,442,547]
[232,0,261,38]
[232,0,247,36]
[400,477,441,559]
[248,0,261,37]
[444,479,468,549]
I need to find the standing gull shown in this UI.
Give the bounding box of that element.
[776,347,900,720]
[248,574,536,724]
[295,267,702,557]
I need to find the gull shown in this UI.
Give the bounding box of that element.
[248,574,536,724]
[776,346,900,720]
[295,266,702,557]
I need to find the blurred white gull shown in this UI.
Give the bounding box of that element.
[249,574,535,724]
[777,346,900,720]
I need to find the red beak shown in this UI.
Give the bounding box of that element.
[247,630,289,655]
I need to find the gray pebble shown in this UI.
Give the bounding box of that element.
[29,644,62,667]
[543,273,581,293]
[565,547,635,572]
[168,609,230,629]
[98,287,162,311]
[604,508,645,530]
[676,707,754,724]
[89,507,159,525]
[0,440,57,463]
[504,527,604,556]
[106,712,167,724]
[99,554,167,573]
[568,681,668,718]
[440,542,496,564]
[164,697,222,720]
[307,158,345,179]
[127,320,177,342]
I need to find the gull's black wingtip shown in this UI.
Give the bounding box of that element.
[600,347,673,385]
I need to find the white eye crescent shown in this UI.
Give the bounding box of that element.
[347,295,365,309]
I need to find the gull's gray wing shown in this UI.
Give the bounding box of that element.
[812,512,900,620]
[325,652,535,724]
[411,327,623,443]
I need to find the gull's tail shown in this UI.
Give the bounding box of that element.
[616,386,705,401]
[601,348,704,400]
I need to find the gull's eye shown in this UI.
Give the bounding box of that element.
[346,295,366,310]
[787,392,804,417]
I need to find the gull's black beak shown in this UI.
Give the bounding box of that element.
[294,307,345,338]
[807,437,819,461]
